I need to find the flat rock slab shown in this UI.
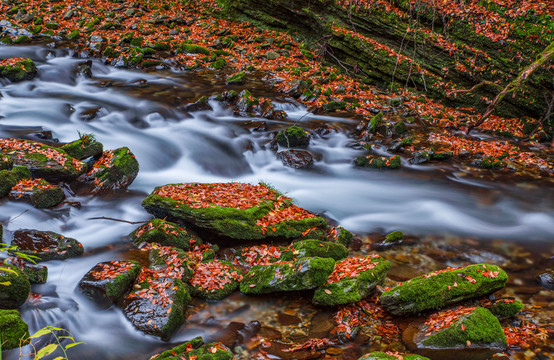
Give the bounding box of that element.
[0,310,30,350]
[142,182,327,241]
[9,178,64,208]
[78,147,139,193]
[131,219,202,250]
[151,336,232,360]
[380,264,508,316]
[78,260,141,308]
[189,260,242,300]
[11,229,84,262]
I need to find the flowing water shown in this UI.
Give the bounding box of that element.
[1,45,553,359]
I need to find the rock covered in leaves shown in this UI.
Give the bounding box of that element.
[276,149,314,168]
[142,182,327,241]
[380,264,508,316]
[150,336,232,360]
[8,178,64,208]
[0,58,37,82]
[130,219,202,250]
[313,255,390,306]
[275,126,310,147]
[4,257,47,284]
[78,147,139,193]
[240,257,335,294]
[148,245,195,282]
[292,239,349,261]
[0,310,30,350]
[189,260,242,300]
[356,155,401,169]
[234,244,294,267]
[358,352,429,360]
[0,265,30,309]
[60,134,103,160]
[11,229,84,262]
[77,260,141,308]
[0,166,32,198]
[0,138,86,182]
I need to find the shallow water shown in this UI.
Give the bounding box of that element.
[1,45,553,359]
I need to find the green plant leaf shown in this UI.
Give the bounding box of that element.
[34,343,57,359]
[64,342,83,350]
[30,328,53,339]
[0,267,18,275]
[0,281,11,286]
[53,357,65,360]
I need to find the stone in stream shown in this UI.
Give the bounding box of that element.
[0,310,30,350]
[9,178,64,208]
[78,147,139,193]
[122,268,191,340]
[326,225,353,247]
[77,260,141,308]
[189,260,242,300]
[0,166,31,198]
[148,245,195,282]
[276,149,314,168]
[234,244,294,267]
[3,256,48,284]
[358,352,429,360]
[130,219,202,250]
[60,134,103,160]
[379,264,508,316]
[0,138,86,182]
[292,239,349,261]
[405,306,507,359]
[182,96,213,112]
[275,126,311,147]
[150,336,232,360]
[240,257,335,295]
[313,255,390,306]
[486,298,524,319]
[0,264,30,308]
[0,58,37,82]
[11,229,84,262]
[142,182,327,241]
[356,155,401,169]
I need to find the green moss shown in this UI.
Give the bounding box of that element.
[422,307,507,349]
[380,264,508,315]
[61,134,103,160]
[0,58,37,82]
[327,225,353,247]
[226,71,246,84]
[13,35,30,44]
[9,179,64,208]
[211,57,227,70]
[430,151,453,161]
[240,257,335,294]
[0,310,30,350]
[488,299,524,319]
[394,121,407,134]
[358,352,429,360]
[323,101,347,112]
[131,219,202,250]
[189,261,241,300]
[152,336,232,360]
[84,147,139,193]
[180,43,211,55]
[0,169,18,197]
[275,126,310,147]
[356,155,401,169]
[369,113,383,133]
[384,231,404,244]
[292,239,348,260]
[10,166,31,181]
[0,265,31,309]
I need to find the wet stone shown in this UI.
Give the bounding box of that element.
[537,269,554,290]
[0,310,30,350]
[0,265,30,308]
[78,147,139,193]
[77,260,141,308]
[0,58,37,82]
[275,126,311,147]
[130,219,202,250]
[150,336,232,359]
[189,260,242,300]
[8,178,64,208]
[277,149,314,168]
[182,96,213,112]
[11,229,84,262]
[60,134,103,160]
[4,256,47,284]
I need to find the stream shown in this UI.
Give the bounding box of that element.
[1,45,553,359]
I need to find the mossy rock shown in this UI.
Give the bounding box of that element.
[182,96,213,112]
[142,182,327,241]
[380,264,508,315]
[9,178,64,208]
[324,101,347,112]
[78,260,141,308]
[4,257,47,284]
[420,307,507,352]
[0,138,86,182]
[234,244,294,267]
[180,43,211,55]
[0,265,30,308]
[430,151,453,161]
[226,71,246,85]
[292,239,348,260]
[11,229,84,262]
[151,336,232,360]
[275,126,310,147]
[60,135,103,160]
[358,352,429,360]
[487,299,524,319]
[189,260,242,300]
[0,169,18,197]
[0,155,13,171]
[130,219,202,250]
[0,310,30,350]
[326,225,353,247]
[313,255,390,306]
[79,147,139,193]
[240,257,335,294]
[122,271,191,340]
[0,58,37,82]
[149,246,195,282]
[383,230,404,245]
[356,155,401,169]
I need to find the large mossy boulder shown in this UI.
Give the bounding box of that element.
[189,260,242,300]
[4,257,48,284]
[151,336,233,360]
[0,138,86,182]
[11,229,84,262]
[358,352,429,360]
[0,58,37,82]
[142,182,327,241]
[77,260,141,308]
[275,126,310,147]
[292,239,348,260]
[380,264,508,316]
[9,178,64,208]
[130,219,202,250]
[0,310,30,350]
[240,257,335,294]
[78,147,139,193]
[60,134,103,160]
[313,255,390,306]
[122,268,191,340]
[0,264,30,308]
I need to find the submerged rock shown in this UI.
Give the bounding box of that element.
[380,264,508,316]
[11,229,84,262]
[189,260,242,300]
[4,256,47,284]
[292,239,348,261]
[275,126,310,147]
[276,149,314,168]
[0,265,30,308]
[0,138,86,182]
[240,257,335,294]
[358,352,429,360]
[0,310,30,350]
[60,134,103,160]
[0,58,37,82]
[9,178,64,208]
[142,182,327,241]
[78,147,139,193]
[77,260,141,308]
[356,155,401,169]
[313,255,390,306]
[130,219,202,250]
[150,336,232,359]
